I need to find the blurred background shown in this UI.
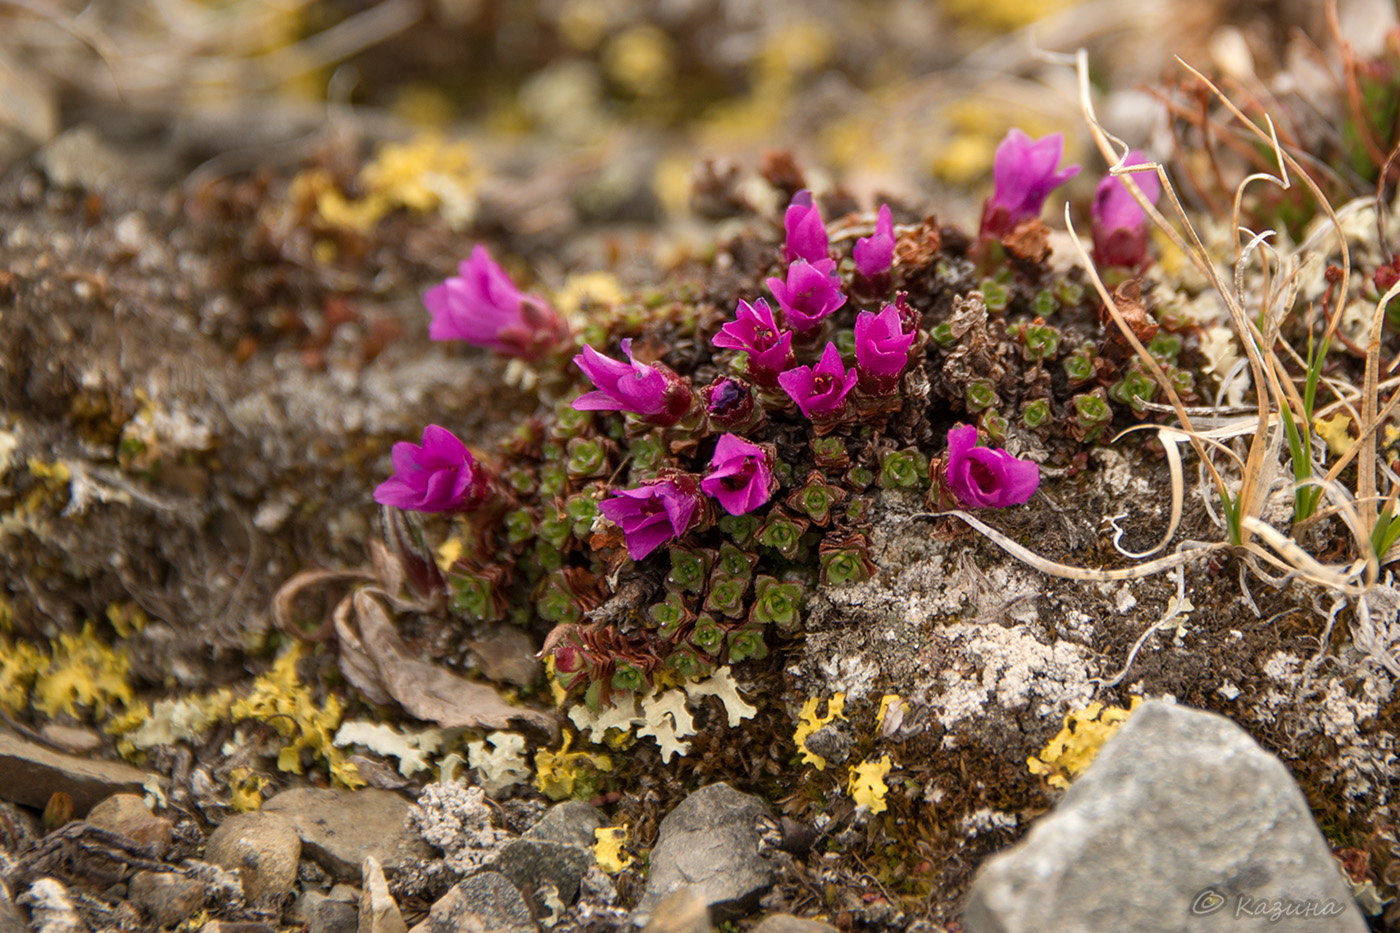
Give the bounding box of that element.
[3,0,1393,238]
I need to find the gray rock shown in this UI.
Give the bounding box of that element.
[523,801,604,849]
[359,857,408,933]
[0,878,28,933]
[263,788,432,884]
[750,916,839,933]
[37,725,100,756]
[36,125,128,192]
[640,887,712,933]
[87,794,173,856]
[636,783,776,923]
[963,699,1367,933]
[490,839,591,910]
[204,811,301,901]
[129,871,205,928]
[290,891,358,933]
[427,872,535,933]
[0,732,162,815]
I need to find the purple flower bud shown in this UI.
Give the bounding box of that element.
[424,245,569,359]
[701,434,775,516]
[704,377,757,430]
[784,189,829,265]
[854,303,916,393]
[712,298,795,386]
[599,479,702,560]
[778,342,858,419]
[374,425,490,513]
[573,338,693,425]
[1091,151,1162,269]
[944,424,1039,508]
[854,205,895,278]
[980,129,1081,238]
[767,259,847,333]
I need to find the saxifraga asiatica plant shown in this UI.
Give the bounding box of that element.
[368,147,1121,706]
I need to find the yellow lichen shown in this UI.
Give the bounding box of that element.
[554,271,627,319]
[939,0,1081,31]
[435,536,464,574]
[32,623,133,721]
[876,693,911,737]
[593,826,634,873]
[105,602,150,638]
[651,152,696,218]
[1028,697,1143,790]
[928,102,1065,186]
[848,755,894,814]
[603,26,676,96]
[1315,414,1354,458]
[362,136,478,222]
[228,768,269,812]
[545,655,569,707]
[229,645,363,789]
[534,731,612,801]
[0,637,44,714]
[755,19,835,86]
[27,458,70,485]
[304,134,480,234]
[793,692,846,770]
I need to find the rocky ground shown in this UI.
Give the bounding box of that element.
[5,1,1400,932]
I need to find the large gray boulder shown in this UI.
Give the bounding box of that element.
[964,699,1365,932]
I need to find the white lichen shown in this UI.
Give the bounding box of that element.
[333,720,449,777]
[638,690,695,763]
[466,731,531,794]
[408,782,508,874]
[928,622,1095,740]
[682,666,758,726]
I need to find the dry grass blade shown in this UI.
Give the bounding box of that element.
[915,511,1227,581]
[1106,429,1183,559]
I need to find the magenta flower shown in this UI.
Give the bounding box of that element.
[701,434,775,516]
[854,303,915,393]
[778,342,858,419]
[784,189,829,265]
[424,246,568,359]
[1091,151,1162,269]
[374,425,490,513]
[767,259,847,332]
[712,298,794,386]
[854,205,895,278]
[944,424,1039,508]
[599,479,702,560]
[979,129,1081,238]
[573,338,693,425]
